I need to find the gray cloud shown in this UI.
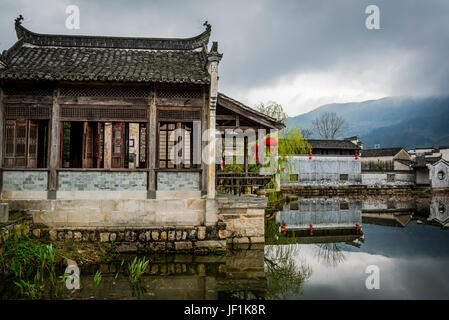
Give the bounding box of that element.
[1,0,448,116]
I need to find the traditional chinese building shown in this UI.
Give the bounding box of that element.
[0,17,281,248]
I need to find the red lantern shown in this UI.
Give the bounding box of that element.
[309,148,312,160]
[265,137,278,147]
[355,150,359,160]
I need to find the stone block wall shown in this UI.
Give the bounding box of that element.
[20,198,206,228]
[58,171,147,191]
[217,195,267,245]
[1,171,48,200]
[157,171,200,190]
[283,156,362,186]
[29,225,227,253]
[2,171,47,190]
[361,172,415,187]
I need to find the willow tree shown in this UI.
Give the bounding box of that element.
[253,101,310,187]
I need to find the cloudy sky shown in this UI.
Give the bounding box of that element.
[1,0,448,117]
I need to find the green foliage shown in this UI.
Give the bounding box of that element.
[278,126,310,157]
[93,270,102,288]
[128,256,149,284]
[254,101,288,123]
[115,259,125,279]
[0,233,65,299]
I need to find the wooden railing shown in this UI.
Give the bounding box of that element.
[216,172,272,194]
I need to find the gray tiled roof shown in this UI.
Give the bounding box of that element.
[361,147,404,157]
[217,93,285,129]
[0,17,211,84]
[308,139,360,150]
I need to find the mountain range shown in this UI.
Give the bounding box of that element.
[286,95,449,150]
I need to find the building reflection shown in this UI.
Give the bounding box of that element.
[276,198,363,246]
[362,196,414,227]
[50,251,267,300]
[428,194,449,228]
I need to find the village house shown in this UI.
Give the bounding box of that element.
[360,147,415,187]
[282,137,362,187]
[0,17,282,249]
[408,146,449,186]
[427,159,449,190]
[361,147,413,171]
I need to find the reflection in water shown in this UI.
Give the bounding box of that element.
[314,243,346,267]
[264,244,312,299]
[265,193,449,299]
[3,194,449,300]
[428,194,449,227]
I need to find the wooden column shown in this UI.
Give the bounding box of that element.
[48,86,60,198]
[201,89,208,194]
[104,123,112,168]
[148,88,156,198]
[244,136,248,174]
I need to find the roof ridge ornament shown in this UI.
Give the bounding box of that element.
[15,15,24,25]
[13,17,211,50]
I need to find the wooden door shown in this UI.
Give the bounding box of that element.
[82,121,94,168]
[15,120,27,168]
[111,122,124,168]
[4,120,16,168]
[27,120,38,168]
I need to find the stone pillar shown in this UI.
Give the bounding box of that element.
[206,42,222,200]
[104,123,112,169]
[48,86,60,199]
[148,89,157,198]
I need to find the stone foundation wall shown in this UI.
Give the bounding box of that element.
[3,198,207,228]
[157,171,200,191]
[217,195,266,245]
[30,225,228,253]
[361,172,415,187]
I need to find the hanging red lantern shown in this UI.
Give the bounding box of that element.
[265,137,279,147]
[309,148,312,160]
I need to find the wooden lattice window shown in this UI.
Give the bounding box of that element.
[61,106,147,120]
[158,109,200,121]
[5,105,51,119]
[112,123,125,168]
[156,89,202,100]
[60,86,150,98]
[158,121,197,169]
[4,120,46,168]
[159,123,176,169]
[139,123,146,165]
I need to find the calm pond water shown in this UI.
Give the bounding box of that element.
[1,194,449,300]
